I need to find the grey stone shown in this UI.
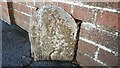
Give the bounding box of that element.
[29,5,79,61]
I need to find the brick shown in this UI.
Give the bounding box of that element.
[18,3,31,15]
[2,13,6,21]
[2,7,8,15]
[15,18,29,31]
[1,6,11,24]
[20,14,30,23]
[58,2,71,14]
[2,7,10,20]
[27,2,34,7]
[2,12,10,24]
[80,23,118,52]
[73,6,93,22]
[96,11,119,31]
[76,51,103,66]
[98,49,118,66]
[14,10,30,23]
[82,2,119,10]
[14,10,20,18]
[78,40,97,57]
[2,2,8,8]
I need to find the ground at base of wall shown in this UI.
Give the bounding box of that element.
[1,19,82,68]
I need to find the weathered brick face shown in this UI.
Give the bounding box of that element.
[98,49,118,66]
[73,6,93,22]
[78,40,97,57]
[2,2,8,8]
[57,2,71,14]
[18,3,31,15]
[96,11,119,31]
[80,25,118,52]
[76,51,103,66]
[1,1,119,67]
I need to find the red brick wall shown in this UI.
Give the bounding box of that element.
[1,1,119,66]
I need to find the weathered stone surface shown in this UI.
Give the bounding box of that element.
[29,5,79,61]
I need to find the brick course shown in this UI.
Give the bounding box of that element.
[82,2,119,10]
[2,2,8,8]
[1,6,11,24]
[98,49,118,66]
[76,51,103,66]
[96,11,119,31]
[73,6,93,22]
[14,10,30,23]
[80,23,118,52]
[15,18,29,31]
[17,3,31,15]
[58,2,71,14]
[78,40,97,57]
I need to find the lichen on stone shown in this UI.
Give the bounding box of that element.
[29,5,79,61]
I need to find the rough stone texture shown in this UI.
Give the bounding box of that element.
[29,5,79,61]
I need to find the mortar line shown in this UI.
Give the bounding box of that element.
[82,22,118,36]
[14,9,31,17]
[94,47,100,59]
[52,0,119,13]
[78,51,107,66]
[79,37,118,56]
